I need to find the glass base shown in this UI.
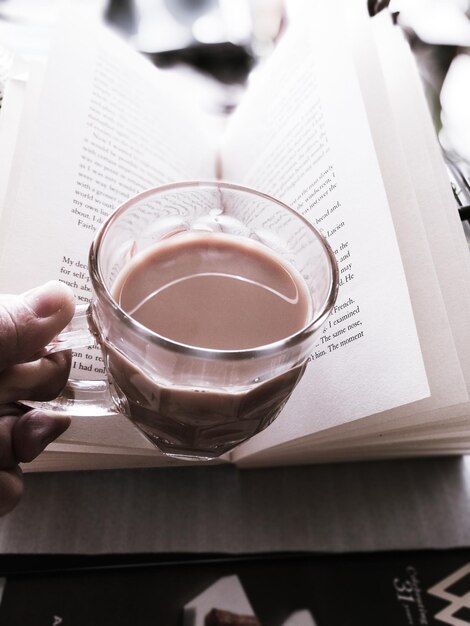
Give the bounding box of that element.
[158,451,223,462]
[143,431,235,461]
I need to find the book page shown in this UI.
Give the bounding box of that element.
[220,2,433,461]
[291,8,470,446]
[0,68,27,224]
[0,17,215,360]
[230,3,470,466]
[292,6,470,446]
[369,13,470,393]
[0,16,217,453]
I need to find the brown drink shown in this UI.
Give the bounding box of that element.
[106,231,312,457]
[113,231,311,349]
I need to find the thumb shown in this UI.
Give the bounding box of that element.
[0,281,75,371]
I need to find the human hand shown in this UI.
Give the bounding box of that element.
[0,281,75,516]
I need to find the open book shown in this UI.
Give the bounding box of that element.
[1,1,470,472]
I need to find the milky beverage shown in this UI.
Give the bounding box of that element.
[107,231,312,457]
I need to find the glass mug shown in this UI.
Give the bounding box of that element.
[37,181,339,460]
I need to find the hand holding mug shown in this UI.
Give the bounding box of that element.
[0,282,74,515]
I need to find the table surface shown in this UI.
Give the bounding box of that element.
[0,456,469,554]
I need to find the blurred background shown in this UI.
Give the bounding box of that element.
[386,0,470,234]
[0,0,469,226]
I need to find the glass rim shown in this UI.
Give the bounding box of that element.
[89,180,339,360]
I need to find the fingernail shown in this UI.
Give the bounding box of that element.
[24,281,73,318]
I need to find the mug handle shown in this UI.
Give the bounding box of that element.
[23,304,116,417]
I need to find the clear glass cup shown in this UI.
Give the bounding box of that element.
[37,181,339,460]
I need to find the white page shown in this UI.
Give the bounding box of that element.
[257,5,470,449]
[237,443,468,467]
[281,6,470,447]
[0,74,26,223]
[232,4,470,465]
[222,2,430,461]
[370,12,470,390]
[0,17,216,297]
[0,17,217,453]
[24,448,199,473]
[245,398,470,469]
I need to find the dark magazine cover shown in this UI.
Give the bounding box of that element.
[0,549,469,625]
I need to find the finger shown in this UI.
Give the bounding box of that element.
[0,409,70,517]
[12,410,71,463]
[0,408,70,468]
[0,280,75,371]
[0,467,23,517]
[0,351,72,404]
[0,414,18,469]
[0,403,25,418]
